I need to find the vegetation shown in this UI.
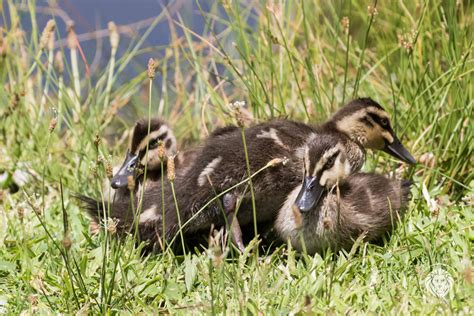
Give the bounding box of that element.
[0,0,472,314]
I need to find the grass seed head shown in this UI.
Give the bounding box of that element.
[67,22,77,49]
[54,51,64,73]
[105,159,113,179]
[108,21,119,50]
[107,218,118,234]
[93,133,101,148]
[167,155,175,181]
[48,117,57,133]
[157,140,165,159]
[341,16,350,34]
[62,235,72,250]
[40,20,55,50]
[367,5,378,17]
[127,175,135,191]
[147,58,156,79]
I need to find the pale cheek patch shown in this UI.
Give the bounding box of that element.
[382,131,394,144]
[198,156,223,186]
[319,156,348,187]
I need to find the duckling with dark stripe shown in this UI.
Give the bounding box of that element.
[275,173,411,254]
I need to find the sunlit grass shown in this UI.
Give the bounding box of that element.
[0,0,472,314]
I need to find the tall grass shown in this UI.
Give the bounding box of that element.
[0,0,472,314]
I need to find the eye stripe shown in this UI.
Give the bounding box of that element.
[367,112,390,128]
[359,116,374,127]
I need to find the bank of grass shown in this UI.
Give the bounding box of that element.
[0,0,473,314]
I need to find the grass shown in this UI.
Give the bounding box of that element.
[0,0,473,314]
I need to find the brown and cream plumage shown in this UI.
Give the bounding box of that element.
[275,173,411,254]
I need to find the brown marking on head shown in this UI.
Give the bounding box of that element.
[332,98,395,149]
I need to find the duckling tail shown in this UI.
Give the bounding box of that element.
[73,194,103,221]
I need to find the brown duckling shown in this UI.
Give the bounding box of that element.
[275,173,411,254]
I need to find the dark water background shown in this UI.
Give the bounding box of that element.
[2,0,233,80]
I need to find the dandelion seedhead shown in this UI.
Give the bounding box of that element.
[108,21,119,50]
[147,58,157,79]
[40,20,56,50]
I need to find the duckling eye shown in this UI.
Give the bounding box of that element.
[325,156,336,168]
[148,138,159,149]
[380,118,389,127]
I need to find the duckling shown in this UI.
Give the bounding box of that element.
[275,173,411,254]
[80,130,361,252]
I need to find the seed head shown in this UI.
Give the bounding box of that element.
[62,235,72,250]
[367,5,378,17]
[228,100,252,127]
[341,16,350,34]
[40,20,56,49]
[105,160,113,179]
[54,51,64,73]
[147,58,157,79]
[157,140,166,160]
[108,21,119,50]
[107,218,118,234]
[67,22,77,49]
[127,175,135,191]
[93,133,101,148]
[266,157,289,168]
[49,117,57,133]
[167,155,175,181]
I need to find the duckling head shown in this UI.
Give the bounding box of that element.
[330,98,416,165]
[111,118,177,189]
[295,135,355,213]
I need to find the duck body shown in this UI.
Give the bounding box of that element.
[275,173,411,254]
